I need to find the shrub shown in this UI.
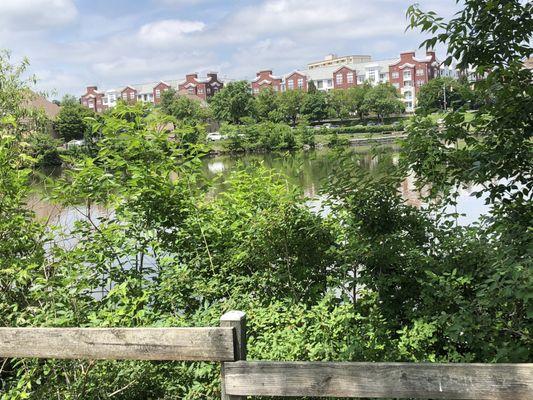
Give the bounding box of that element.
[26,133,63,166]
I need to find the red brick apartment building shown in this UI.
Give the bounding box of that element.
[251,70,283,94]
[178,72,223,101]
[81,86,105,113]
[81,51,450,112]
[332,66,358,90]
[80,73,223,112]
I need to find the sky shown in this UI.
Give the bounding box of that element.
[0,0,458,100]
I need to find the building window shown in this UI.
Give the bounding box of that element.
[88,102,94,108]
[297,78,304,88]
[347,72,354,84]
[327,79,332,87]
[273,86,279,91]
[417,80,424,87]
[379,73,387,81]
[393,82,400,89]
[416,69,425,76]
[404,91,412,100]
[403,70,411,79]
[156,89,161,98]
[129,92,135,100]
[316,80,323,89]
[288,80,294,90]
[198,88,204,94]
[122,93,127,100]
[336,74,343,85]
[253,87,259,94]
[207,87,211,94]
[405,101,413,109]
[392,71,399,79]
[368,73,376,82]
[404,81,412,88]
[187,87,194,94]
[357,75,365,84]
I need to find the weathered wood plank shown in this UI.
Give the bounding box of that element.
[220,311,247,400]
[224,361,533,399]
[0,327,235,361]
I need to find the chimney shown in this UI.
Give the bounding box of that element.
[186,73,198,80]
[258,69,273,76]
[207,72,218,81]
[426,50,436,60]
[400,51,416,59]
[87,86,97,92]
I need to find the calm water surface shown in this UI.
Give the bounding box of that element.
[29,146,489,228]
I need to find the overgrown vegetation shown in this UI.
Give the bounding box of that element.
[0,0,531,399]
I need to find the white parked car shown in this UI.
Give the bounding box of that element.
[207,132,224,141]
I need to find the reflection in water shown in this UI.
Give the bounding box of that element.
[29,146,488,227]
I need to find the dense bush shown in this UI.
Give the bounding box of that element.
[222,121,297,152]
[26,132,63,166]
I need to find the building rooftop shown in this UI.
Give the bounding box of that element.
[305,58,398,81]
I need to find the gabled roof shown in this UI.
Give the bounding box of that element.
[285,70,307,79]
[251,71,282,83]
[332,65,356,74]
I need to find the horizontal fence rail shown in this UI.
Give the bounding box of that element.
[223,361,533,399]
[1,313,532,400]
[0,327,235,361]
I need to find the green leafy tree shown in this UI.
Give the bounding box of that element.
[254,87,281,122]
[328,89,350,119]
[160,88,207,122]
[278,89,305,127]
[346,84,372,121]
[416,76,474,115]
[301,91,329,122]
[364,83,405,123]
[209,81,255,124]
[54,95,94,142]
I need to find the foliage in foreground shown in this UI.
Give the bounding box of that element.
[0,0,531,399]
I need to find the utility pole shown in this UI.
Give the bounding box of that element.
[443,82,447,111]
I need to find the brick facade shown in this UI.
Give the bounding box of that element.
[284,71,307,91]
[81,51,445,112]
[333,66,357,90]
[389,51,437,93]
[388,51,437,110]
[81,86,105,113]
[178,72,223,101]
[153,81,171,105]
[120,86,138,104]
[251,70,283,95]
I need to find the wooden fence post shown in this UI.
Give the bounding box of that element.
[220,310,246,400]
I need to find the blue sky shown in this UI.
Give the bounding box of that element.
[0,0,457,99]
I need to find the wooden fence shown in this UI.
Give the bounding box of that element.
[1,311,532,399]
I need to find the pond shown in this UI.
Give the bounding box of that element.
[29,145,489,229]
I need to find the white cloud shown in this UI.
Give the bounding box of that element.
[138,19,206,47]
[6,0,459,99]
[0,0,78,30]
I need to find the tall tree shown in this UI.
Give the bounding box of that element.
[328,89,350,120]
[254,87,281,122]
[160,88,206,122]
[415,77,474,115]
[278,89,305,127]
[210,81,255,124]
[363,83,405,123]
[54,95,94,142]
[301,90,329,122]
[346,84,372,121]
